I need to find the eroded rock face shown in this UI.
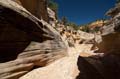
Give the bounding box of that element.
[96,3,120,54]
[96,32,120,53]
[13,0,49,22]
[12,0,21,5]
[106,3,120,17]
[20,47,80,79]
[76,3,120,79]
[47,7,57,27]
[0,0,67,79]
[76,53,120,79]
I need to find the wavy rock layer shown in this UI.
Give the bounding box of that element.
[0,0,67,79]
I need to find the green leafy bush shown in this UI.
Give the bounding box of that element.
[80,25,90,32]
[67,22,79,30]
[61,16,68,25]
[48,0,58,13]
[117,0,120,3]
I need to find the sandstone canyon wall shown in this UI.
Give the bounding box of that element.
[0,0,67,79]
[13,0,49,22]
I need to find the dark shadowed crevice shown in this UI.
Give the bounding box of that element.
[76,56,104,79]
[76,53,120,79]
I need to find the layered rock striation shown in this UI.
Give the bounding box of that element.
[0,0,67,79]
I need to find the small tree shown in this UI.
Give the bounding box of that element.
[67,22,79,30]
[80,24,90,32]
[117,0,120,3]
[48,0,58,13]
[61,16,68,25]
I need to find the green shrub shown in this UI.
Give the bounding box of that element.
[48,0,58,13]
[116,0,120,3]
[67,22,79,30]
[61,16,68,25]
[80,25,90,32]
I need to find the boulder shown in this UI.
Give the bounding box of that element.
[0,0,67,79]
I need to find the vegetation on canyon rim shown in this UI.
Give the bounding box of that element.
[48,0,58,13]
[47,0,108,33]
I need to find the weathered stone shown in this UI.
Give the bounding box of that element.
[13,0,49,22]
[96,4,120,53]
[96,32,120,53]
[47,7,57,27]
[76,53,120,79]
[19,47,80,79]
[106,3,120,17]
[0,0,67,78]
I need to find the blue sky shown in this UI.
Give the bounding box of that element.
[55,0,116,25]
